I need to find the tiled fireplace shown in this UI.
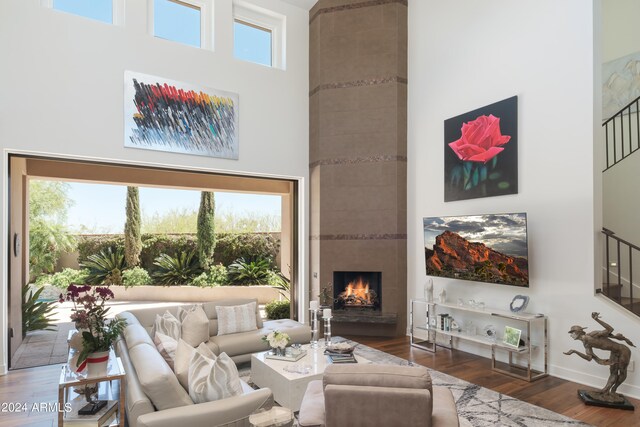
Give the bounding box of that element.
[308,0,408,337]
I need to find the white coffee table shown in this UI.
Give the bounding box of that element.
[250,344,371,411]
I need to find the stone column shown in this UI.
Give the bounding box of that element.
[309,0,407,336]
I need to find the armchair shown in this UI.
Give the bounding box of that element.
[298,364,459,427]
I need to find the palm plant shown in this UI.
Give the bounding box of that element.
[22,286,57,338]
[152,251,203,286]
[80,247,126,286]
[227,257,272,286]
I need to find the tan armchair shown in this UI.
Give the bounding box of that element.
[298,364,459,427]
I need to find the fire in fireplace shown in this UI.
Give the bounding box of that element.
[333,271,382,310]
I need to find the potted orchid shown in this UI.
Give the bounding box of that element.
[263,330,290,356]
[60,284,127,374]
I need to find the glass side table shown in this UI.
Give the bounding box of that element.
[249,406,294,427]
[58,348,126,426]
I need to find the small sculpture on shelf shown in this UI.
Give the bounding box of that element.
[438,288,447,303]
[564,312,635,410]
[424,278,434,302]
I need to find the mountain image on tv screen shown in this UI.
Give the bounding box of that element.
[423,213,529,287]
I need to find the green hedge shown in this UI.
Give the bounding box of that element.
[77,233,280,271]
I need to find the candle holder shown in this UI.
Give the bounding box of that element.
[323,316,332,347]
[309,308,319,348]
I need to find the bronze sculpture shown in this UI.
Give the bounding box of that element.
[564,312,635,410]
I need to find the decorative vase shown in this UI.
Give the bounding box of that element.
[271,347,286,357]
[424,278,434,302]
[86,351,110,377]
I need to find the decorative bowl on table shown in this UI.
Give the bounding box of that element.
[325,342,354,354]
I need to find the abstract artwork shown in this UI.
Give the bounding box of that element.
[124,71,239,159]
[444,96,518,202]
[603,51,640,120]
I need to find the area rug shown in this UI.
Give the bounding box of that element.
[240,337,591,427]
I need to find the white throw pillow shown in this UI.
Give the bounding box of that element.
[178,305,210,347]
[188,351,243,404]
[152,310,181,341]
[215,302,258,335]
[153,332,178,370]
[174,338,216,391]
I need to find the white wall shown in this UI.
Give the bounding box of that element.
[408,0,640,398]
[602,0,640,62]
[0,0,309,372]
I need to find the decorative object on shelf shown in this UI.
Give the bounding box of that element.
[263,330,290,356]
[444,95,518,202]
[503,326,522,348]
[319,285,333,306]
[424,278,434,302]
[86,350,110,377]
[510,295,529,312]
[564,312,636,410]
[323,309,332,346]
[309,301,319,348]
[483,324,497,342]
[60,284,127,371]
[124,71,239,160]
[438,288,447,303]
[450,319,460,332]
[468,299,485,310]
[463,320,476,336]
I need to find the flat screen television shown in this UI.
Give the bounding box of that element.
[423,213,529,287]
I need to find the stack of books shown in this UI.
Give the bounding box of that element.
[325,350,357,364]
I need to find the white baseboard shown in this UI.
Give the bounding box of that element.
[550,364,640,400]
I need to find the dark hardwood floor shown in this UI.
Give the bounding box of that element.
[348,335,640,427]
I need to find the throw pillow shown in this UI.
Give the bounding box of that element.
[215,302,258,335]
[151,310,181,341]
[174,338,216,391]
[188,351,243,404]
[178,305,210,347]
[153,332,178,370]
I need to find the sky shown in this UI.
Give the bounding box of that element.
[65,182,281,233]
[423,213,528,258]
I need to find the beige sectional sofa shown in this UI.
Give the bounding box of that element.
[115,298,311,427]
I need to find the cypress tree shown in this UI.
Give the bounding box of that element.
[124,186,142,267]
[197,191,216,270]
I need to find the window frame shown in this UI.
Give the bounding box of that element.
[148,0,213,50]
[233,1,286,70]
[42,0,125,25]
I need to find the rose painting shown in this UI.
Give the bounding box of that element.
[444,96,518,202]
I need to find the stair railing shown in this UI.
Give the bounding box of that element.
[600,228,639,316]
[603,95,640,171]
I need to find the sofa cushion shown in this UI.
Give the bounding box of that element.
[152,311,181,341]
[298,380,325,427]
[124,324,154,350]
[174,338,216,390]
[188,351,243,404]
[178,304,210,347]
[128,342,193,410]
[202,298,263,336]
[153,332,178,370]
[215,302,258,335]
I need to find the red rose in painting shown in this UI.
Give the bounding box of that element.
[448,114,511,163]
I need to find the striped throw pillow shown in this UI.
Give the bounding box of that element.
[215,302,258,335]
[188,351,243,403]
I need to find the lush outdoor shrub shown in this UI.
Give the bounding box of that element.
[122,267,152,287]
[124,186,142,267]
[192,264,228,287]
[153,251,203,286]
[197,192,216,270]
[266,270,290,300]
[265,300,290,320]
[77,232,280,270]
[227,257,272,286]
[35,268,89,289]
[22,286,56,338]
[77,235,125,263]
[214,233,279,267]
[80,247,126,286]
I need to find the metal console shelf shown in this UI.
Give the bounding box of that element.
[410,299,548,382]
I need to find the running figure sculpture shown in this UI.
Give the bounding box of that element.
[564,312,635,407]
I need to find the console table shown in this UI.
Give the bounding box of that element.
[410,298,548,382]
